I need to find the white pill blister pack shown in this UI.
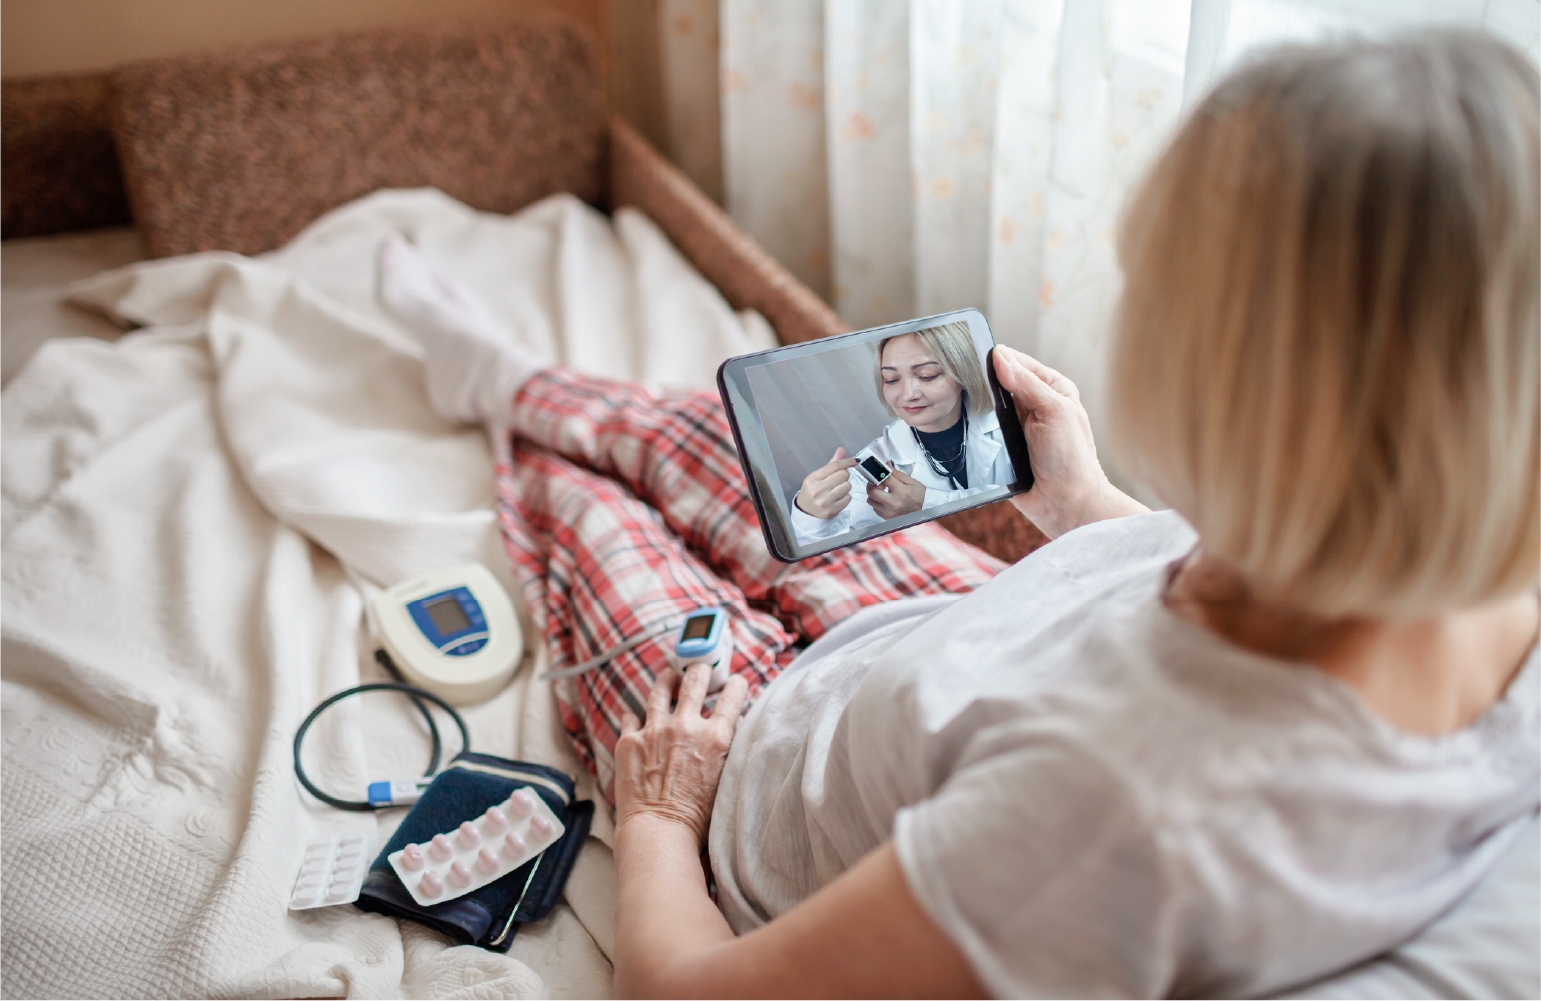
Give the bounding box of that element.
[388,787,565,907]
[289,830,372,910]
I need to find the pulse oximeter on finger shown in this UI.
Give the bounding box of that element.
[671,607,733,692]
[852,447,893,487]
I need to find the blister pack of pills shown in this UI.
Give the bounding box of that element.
[289,830,372,910]
[388,787,566,907]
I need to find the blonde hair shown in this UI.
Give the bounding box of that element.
[874,321,993,422]
[1110,31,1539,618]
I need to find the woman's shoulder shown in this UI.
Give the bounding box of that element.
[999,508,1197,582]
[874,419,919,463]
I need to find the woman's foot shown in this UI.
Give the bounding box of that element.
[377,235,547,424]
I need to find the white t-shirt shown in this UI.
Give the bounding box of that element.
[709,511,1540,998]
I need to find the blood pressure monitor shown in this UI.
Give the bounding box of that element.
[671,607,733,692]
[372,564,522,705]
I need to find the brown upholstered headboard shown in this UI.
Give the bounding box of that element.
[1,73,132,239]
[107,16,607,258]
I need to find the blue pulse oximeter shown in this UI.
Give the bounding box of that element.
[672,607,733,692]
[675,608,726,660]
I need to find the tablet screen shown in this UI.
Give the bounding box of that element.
[717,308,1031,561]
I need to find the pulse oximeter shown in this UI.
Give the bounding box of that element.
[671,607,733,692]
[852,446,893,487]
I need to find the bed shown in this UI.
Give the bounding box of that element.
[1,15,1534,1000]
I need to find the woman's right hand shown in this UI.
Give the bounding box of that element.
[795,447,859,519]
[992,346,1148,539]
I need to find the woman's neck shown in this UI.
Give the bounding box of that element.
[1165,554,1539,736]
[914,412,965,440]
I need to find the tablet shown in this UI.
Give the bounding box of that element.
[717,308,1033,562]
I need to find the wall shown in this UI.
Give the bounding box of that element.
[2,0,598,77]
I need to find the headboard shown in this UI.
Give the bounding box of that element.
[109,16,607,258]
[1,73,133,239]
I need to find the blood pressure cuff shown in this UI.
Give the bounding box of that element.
[354,752,593,951]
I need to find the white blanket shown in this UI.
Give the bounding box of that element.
[1,190,775,999]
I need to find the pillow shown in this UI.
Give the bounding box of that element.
[1281,814,1539,1000]
[110,16,607,258]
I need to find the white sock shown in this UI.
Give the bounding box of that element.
[377,235,548,425]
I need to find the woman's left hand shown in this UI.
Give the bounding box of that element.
[867,466,927,520]
[614,664,751,844]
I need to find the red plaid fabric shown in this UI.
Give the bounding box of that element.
[494,369,1003,801]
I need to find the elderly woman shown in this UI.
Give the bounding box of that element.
[791,321,1015,543]
[381,30,1537,999]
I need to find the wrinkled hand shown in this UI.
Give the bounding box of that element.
[867,465,927,520]
[795,447,859,520]
[614,664,750,845]
[992,346,1147,539]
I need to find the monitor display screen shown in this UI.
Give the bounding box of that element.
[681,614,715,641]
[424,595,472,636]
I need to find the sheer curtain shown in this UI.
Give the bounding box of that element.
[715,0,1539,482]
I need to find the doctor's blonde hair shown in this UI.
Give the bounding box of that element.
[1110,31,1539,618]
[874,321,993,421]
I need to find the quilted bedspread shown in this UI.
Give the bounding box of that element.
[1,189,774,998]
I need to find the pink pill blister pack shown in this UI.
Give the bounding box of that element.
[388,787,565,907]
[289,830,372,910]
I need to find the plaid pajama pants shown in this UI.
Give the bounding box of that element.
[494,369,1004,803]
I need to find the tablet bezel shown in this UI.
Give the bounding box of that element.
[716,308,1033,563]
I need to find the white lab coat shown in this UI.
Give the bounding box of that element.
[790,409,1014,544]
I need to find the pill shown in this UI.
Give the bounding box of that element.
[291,831,373,911]
[419,870,444,899]
[384,789,566,907]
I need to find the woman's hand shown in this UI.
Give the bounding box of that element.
[867,465,927,520]
[992,346,1148,539]
[795,447,859,520]
[614,664,750,844]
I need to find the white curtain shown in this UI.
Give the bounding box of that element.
[717,0,1539,483]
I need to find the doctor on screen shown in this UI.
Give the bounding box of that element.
[790,322,1014,545]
